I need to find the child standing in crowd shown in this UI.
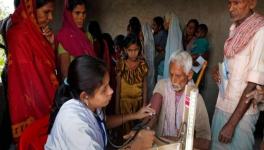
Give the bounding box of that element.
[191,24,209,60]
[115,34,148,134]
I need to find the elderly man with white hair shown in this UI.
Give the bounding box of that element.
[148,51,211,149]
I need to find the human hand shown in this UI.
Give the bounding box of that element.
[212,65,220,84]
[41,25,54,45]
[134,104,156,120]
[218,123,235,143]
[130,129,155,150]
[245,85,264,108]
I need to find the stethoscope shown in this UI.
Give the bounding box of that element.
[89,105,171,149]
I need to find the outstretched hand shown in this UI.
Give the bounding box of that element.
[134,104,156,120]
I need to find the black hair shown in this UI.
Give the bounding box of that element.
[128,17,142,36]
[48,55,108,132]
[123,33,142,59]
[187,19,199,28]
[102,33,114,55]
[14,0,20,8]
[66,0,87,11]
[88,21,105,59]
[114,34,125,48]
[153,16,164,30]
[36,0,54,9]
[198,24,208,35]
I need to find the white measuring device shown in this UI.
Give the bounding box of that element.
[152,85,199,150]
[184,87,198,150]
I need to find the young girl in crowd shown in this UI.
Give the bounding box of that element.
[115,34,148,134]
[45,56,155,150]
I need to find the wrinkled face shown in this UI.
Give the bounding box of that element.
[169,62,190,93]
[125,43,140,61]
[89,72,113,108]
[228,0,255,22]
[186,22,196,36]
[36,2,54,28]
[72,4,86,29]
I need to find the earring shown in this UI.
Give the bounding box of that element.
[82,99,89,107]
[84,96,89,106]
[85,101,89,107]
[81,95,89,107]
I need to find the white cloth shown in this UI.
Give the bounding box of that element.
[216,26,264,115]
[142,23,155,100]
[163,15,183,79]
[45,99,106,150]
[162,79,185,136]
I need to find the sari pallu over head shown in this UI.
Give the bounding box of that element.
[7,0,58,140]
[56,0,95,57]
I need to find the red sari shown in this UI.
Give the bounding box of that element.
[7,0,58,139]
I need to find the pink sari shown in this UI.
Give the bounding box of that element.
[56,0,95,57]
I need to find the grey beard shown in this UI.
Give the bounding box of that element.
[172,84,183,92]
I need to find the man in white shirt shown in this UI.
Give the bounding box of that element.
[211,0,264,149]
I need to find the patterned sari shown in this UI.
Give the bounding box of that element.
[7,0,58,139]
